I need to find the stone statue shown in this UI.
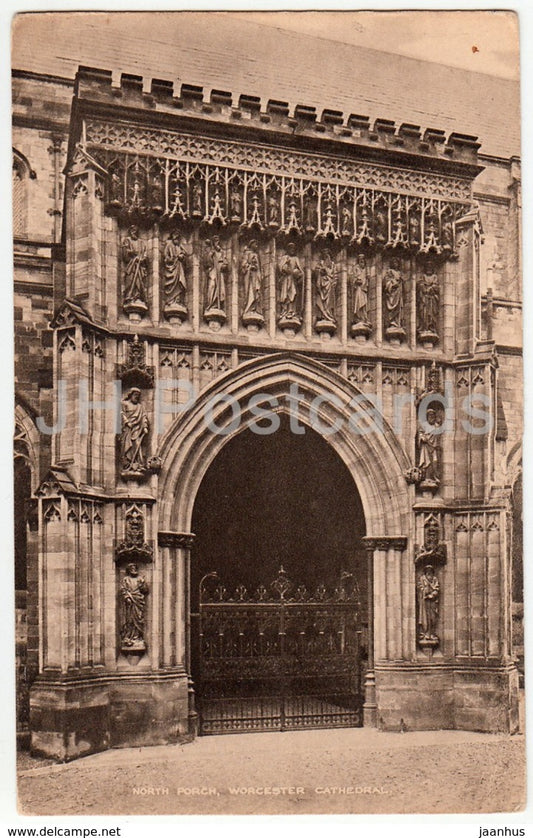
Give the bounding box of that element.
[230,188,242,221]
[417,564,439,644]
[192,181,203,217]
[341,205,353,237]
[268,194,279,226]
[352,254,370,324]
[120,387,149,474]
[109,171,122,207]
[248,194,263,228]
[304,197,318,232]
[417,408,441,486]
[417,264,440,342]
[122,226,148,315]
[278,242,303,330]
[241,240,264,328]
[163,230,187,309]
[350,254,371,339]
[204,236,228,311]
[315,249,337,330]
[409,213,421,247]
[383,257,405,340]
[151,173,164,212]
[374,206,388,243]
[120,562,149,651]
[286,197,301,233]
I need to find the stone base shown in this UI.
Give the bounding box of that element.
[315,318,337,337]
[203,308,226,330]
[164,302,188,325]
[242,311,265,332]
[30,670,191,761]
[30,677,110,761]
[418,329,439,348]
[375,662,520,733]
[385,325,406,344]
[124,300,148,323]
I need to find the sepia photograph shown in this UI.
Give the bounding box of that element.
[11,9,524,816]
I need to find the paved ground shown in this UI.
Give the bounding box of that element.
[18,727,526,816]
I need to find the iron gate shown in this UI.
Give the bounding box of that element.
[195,566,365,734]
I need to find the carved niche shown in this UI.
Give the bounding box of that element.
[314,249,338,337]
[115,504,152,656]
[203,235,229,330]
[240,239,264,332]
[277,241,304,336]
[350,253,372,340]
[417,260,440,347]
[121,224,149,322]
[118,388,152,480]
[382,257,406,344]
[415,516,447,652]
[119,561,150,653]
[162,229,189,325]
[118,334,154,389]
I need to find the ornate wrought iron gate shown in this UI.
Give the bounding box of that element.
[195,566,365,734]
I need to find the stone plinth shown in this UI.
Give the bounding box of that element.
[30,670,191,760]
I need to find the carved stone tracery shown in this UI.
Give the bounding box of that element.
[85,120,472,202]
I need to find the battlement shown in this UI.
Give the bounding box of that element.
[74,65,481,169]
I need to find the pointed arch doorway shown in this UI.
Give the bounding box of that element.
[191,415,368,734]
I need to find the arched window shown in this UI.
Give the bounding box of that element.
[13,156,26,237]
[12,150,35,238]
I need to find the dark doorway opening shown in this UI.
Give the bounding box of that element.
[191,416,367,734]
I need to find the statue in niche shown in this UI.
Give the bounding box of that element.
[417,407,441,488]
[192,181,203,217]
[120,387,149,476]
[321,202,338,238]
[109,170,122,207]
[163,230,188,323]
[241,240,264,330]
[268,194,280,227]
[248,193,263,229]
[278,241,303,334]
[341,205,353,238]
[151,173,164,212]
[374,205,388,244]
[409,213,421,247]
[230,187,242,222]
[303,197,318,233]
[203,236,228,328]
[120,562,149,651]
[417,263,440,346]
[441,217,454,253]
[417,565,439,647]
[314,249,337,335]
[122,225,148,319]
[383,257,406,342]
[351,254,371,339]
[286,196,301,233]
[415,518,447,567]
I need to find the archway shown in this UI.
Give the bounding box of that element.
[191,414,366,595]
[157,353,413,733]
[190,416,367,732]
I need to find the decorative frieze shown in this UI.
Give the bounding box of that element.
[85,120,473,202]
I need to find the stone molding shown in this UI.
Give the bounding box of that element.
[362,536,407,552]
[158,531,196,549]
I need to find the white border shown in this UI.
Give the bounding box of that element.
[2,3,531,833]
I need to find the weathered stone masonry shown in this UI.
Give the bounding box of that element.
[13,58,522,759]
